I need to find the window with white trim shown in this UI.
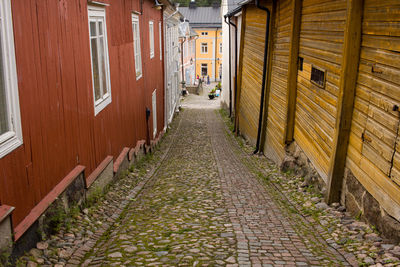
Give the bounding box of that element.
[88,6,112,115]
[219,42,222,54]
[159,21,162,60]
[0,0,23,158]
[149,21,154,58]
[201,42,208,54]
[132,14,142,79]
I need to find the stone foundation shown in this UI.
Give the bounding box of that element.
[281,142,400,243]
[343,169,400,243]
[281,142,326,194]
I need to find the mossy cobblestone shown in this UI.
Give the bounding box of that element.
[18,94,399,267]
[80,109,236,266]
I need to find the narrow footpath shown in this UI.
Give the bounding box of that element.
[59,93,351,266]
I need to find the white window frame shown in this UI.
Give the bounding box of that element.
[159,21,162,61]
[88,5,112,116]
[152,89,157,137]
[149,21,154,58]
[201,42,208,54]
[219,42,222,54]
[0,0,23,158]
[132,14,142,80]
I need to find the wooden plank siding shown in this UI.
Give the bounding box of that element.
[293,0,346,181]
[263,0,292,163]
[0,0,164,229]
[345,0,400,219]
[238,3,271,143]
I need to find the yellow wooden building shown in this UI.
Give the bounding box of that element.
[228,0,400,242]
[180,4,222,81]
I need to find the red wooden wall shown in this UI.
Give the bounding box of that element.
[0,0,164,229]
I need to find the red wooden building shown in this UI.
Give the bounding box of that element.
[0,0,165,246]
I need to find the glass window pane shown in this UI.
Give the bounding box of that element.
[99,37,107,96]
[90,21,97,37]
[98,20,103,36]
[0,35,9,135]
[91,38,101,100]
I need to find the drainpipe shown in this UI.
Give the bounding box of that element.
[253,0,270,154]
[224,16,232,118]
[181,37,185,85]
[228,17,237,124]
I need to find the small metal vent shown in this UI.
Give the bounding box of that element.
[298,57,303,71]
[311,65,326,88]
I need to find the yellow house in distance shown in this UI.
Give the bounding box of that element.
[180,3,222,82]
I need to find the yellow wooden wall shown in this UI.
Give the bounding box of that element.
[294,0,346,181]
[238,5,269,143]
[346,0,400,218]
[263,0,292,163]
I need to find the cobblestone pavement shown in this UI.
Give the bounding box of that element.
[181,82,221,110]
[19,93,400,267]
[71,106,352,266]
[79,109,236,266]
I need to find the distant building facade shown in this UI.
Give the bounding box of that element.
[163,2,183,125]
[179,21,197,85]
[180,3,222,82]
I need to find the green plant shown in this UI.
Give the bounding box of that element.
[355,211,363,221]
[44,203,68,235]
[0,248,11,266]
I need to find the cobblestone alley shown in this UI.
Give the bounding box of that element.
[22,93,399,267]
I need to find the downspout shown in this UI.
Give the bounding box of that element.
[253,0,270,154]
[181,37,185,85]
[228,17,237,123]
[224,16,232,118]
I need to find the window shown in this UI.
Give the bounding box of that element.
[201,43,208,54]
[149,21,154,58]
[201,63,208,76]
[88,6,112,115]
[0,0,23,158]
[159,21,162,60]
[219,42,222,54]
[152,90,157,137]
[201,32,208,36]
[310,65,326,88]
[132,14,142,79]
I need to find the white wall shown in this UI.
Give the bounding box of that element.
[164,11,181,126]
[221,5,241,116]
[221,0,230,111]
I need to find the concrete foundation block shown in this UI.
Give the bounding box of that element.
[87,159,114,198]
[0,205,14,257]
